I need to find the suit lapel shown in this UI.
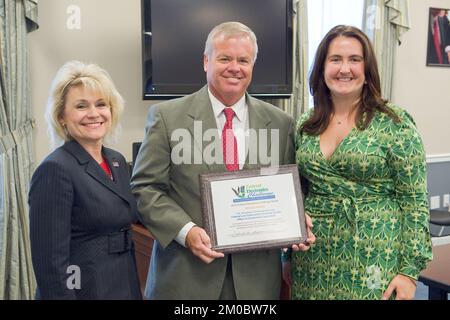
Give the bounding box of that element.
[63,141,131,206]
[244,94,272,170]
[101,148,133,205]
[183,88,273,172]
[186,86,225,172]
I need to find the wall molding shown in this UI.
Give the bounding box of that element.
[427,154,450,164]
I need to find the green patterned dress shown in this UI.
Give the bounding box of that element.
[291,105,433,300]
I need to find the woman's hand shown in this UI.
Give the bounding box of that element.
[382,274,417,300]
[292,214,316,252]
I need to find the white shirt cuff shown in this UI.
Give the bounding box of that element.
[445,46,450,53]
[175,222,196,247]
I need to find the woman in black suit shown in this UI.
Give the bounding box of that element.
[29,61,142,299]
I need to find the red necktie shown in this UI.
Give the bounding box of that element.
[433,18,443,64]
[222,108,239,171]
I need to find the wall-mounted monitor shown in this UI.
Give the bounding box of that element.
[141,0,293,99]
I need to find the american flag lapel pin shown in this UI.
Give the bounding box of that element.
[112,160,120,167]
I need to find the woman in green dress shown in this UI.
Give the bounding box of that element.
[283,25,433,300]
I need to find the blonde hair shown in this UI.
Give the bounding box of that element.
[204,21,258,62]
[45,61,124,148]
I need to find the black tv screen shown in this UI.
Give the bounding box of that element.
[141,0,293,99]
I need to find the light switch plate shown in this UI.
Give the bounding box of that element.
[430,196,440,209]
[443,194,450,208]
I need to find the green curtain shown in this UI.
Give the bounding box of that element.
[362,0,410,100]
[267,0,309,120]
[0,0,38,299]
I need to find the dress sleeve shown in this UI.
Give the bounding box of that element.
[388,109,433,280]
[29,160,76,299]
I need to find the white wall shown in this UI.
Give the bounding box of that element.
[392,0,450,156]
[28,0,450,163]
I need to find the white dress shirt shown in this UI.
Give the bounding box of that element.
[175,89,250,247]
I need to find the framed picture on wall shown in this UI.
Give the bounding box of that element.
[427,7,450,67]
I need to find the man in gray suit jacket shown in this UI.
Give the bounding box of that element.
[131,21,314,300]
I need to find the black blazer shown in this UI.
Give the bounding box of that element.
[29,140,142,299]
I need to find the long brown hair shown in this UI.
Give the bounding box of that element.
[301,25,399,135]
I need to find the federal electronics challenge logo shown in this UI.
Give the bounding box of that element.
[231,184,276,203]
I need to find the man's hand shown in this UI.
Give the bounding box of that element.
[186,226,225,264]
[382,274,417,300]
[292,214,316,252]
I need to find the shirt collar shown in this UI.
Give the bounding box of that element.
[208,88,246,122]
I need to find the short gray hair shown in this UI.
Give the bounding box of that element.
[45,60,124,148]
[204,21,258,62]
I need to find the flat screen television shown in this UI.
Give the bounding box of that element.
[141,0,293,99]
